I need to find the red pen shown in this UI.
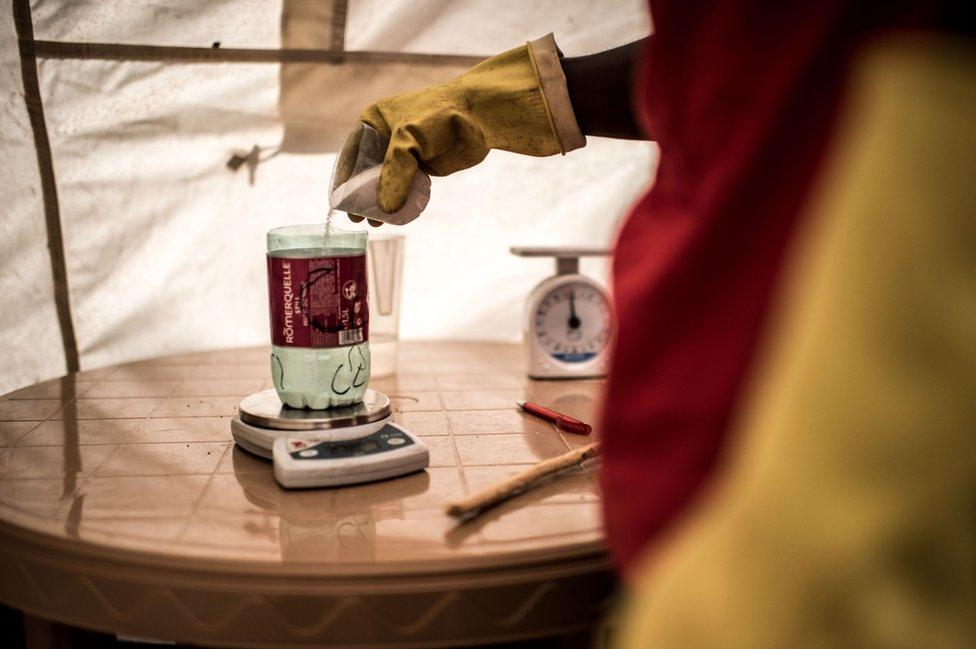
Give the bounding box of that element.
[516,401,592,436]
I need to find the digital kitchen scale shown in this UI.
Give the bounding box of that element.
[230,389,429,488]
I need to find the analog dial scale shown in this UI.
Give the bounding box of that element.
[511,247,614,379]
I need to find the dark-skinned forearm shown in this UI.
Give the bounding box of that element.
[561,38,649,140]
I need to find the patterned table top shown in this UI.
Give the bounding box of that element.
[0,342,606,576]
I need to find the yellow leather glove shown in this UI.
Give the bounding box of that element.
[342,34,585,216]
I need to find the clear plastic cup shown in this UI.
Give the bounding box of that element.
[367,236,404,378]
[266,225,370,409]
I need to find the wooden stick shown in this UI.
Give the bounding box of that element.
[445,443,600,519]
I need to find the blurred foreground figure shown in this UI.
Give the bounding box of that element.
[339,1,976,646]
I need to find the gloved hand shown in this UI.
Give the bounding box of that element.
[339,34,585,218]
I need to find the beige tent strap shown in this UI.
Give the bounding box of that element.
[33,41,484,67]
[12,0,80,373]
[330,0,349,52]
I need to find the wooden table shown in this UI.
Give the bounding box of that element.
[0,342,612,648]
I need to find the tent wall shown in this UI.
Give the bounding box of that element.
[1,0,654,396]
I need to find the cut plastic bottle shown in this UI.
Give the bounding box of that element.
[330,123,431,226]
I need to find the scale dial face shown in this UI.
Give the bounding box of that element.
[533,281,612,364]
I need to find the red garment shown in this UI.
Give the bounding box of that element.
[600,2,898,573]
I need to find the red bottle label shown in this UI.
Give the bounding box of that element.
[267,254,369,348]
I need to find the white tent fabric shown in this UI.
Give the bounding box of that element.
[1,0,655,396]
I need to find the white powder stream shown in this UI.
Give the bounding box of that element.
[324,206,336,240]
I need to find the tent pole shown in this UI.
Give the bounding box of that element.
[12,0,80,374]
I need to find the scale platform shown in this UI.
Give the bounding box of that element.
[231,389,429,488]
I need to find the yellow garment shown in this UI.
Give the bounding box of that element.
[619,35,976,648]
[349,36,583,214]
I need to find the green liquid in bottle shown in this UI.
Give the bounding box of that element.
[267,226,370,409]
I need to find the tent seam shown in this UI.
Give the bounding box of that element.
[12,0,80,374]
[32,41,484,66]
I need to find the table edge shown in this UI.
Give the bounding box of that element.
[0,518,612,584]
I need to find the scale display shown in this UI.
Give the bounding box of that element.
[285,425,415,460]
[274,423,428,488]
[533,281,612,363]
